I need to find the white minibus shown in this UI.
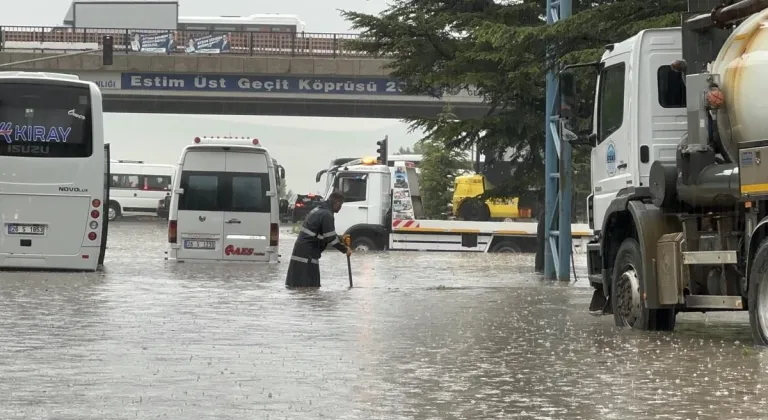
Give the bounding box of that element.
[108,160,175,220]
[166,137,284,263]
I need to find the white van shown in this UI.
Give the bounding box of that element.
[166,137,285,263]
[109,160,176,221]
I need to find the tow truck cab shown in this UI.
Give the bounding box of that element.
[325,157,394,250]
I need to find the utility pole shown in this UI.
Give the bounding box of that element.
[544,0,573,281]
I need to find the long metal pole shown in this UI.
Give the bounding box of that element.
[557,0,573,282]
[544,0,572,281]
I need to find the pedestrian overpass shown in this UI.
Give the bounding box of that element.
[79,71,489,119]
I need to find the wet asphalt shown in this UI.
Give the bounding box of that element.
[1,220,767,420]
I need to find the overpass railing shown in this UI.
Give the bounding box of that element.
[0,26,381,58]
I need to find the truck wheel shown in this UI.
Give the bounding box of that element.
[458,199,490,221]
[748,238,768,346]
[351,236,377,251]
[108,202,121,222]
[490,240,521,253]
[611,237,676,331]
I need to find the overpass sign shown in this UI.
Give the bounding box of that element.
[76,71,483,103]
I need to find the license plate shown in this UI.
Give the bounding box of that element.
[7,224,45,235]
[184,240,216,250]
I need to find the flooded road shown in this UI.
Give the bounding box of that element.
[2,221,768,419]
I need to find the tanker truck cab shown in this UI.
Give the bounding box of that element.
[325,157,391,250]
[587,29,687,231]
[574,2,768,343]
[167,137,282,263]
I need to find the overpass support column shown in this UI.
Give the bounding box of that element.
[544,0,572,281]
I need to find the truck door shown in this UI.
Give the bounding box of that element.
[334,173,370,235]
[591,55,631,231]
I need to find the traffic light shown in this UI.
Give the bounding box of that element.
[376,136,388,165]
[102,36,113,66]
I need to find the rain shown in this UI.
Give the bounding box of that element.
[1,220,767,419]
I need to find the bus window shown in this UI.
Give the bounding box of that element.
[231,173,270,213]
[145,175,172,191]
[0,83,93,158]
[111,174,140,189]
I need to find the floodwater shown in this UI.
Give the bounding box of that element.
[1,221,768,420]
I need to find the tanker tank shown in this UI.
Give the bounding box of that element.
[710,7,768,163]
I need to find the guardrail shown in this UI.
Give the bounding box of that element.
[0,26,381,58]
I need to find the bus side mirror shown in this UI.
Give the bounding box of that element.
[280,167,286,179]
[588,133,598,147]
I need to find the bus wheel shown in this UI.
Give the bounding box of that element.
[351,236,377,251]
[108,202,121,221]
[749,238,768,346]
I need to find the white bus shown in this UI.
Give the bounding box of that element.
[108,160,175,221]
[177,14,306,33]
[0,71,109,271]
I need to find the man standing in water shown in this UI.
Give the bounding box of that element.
[285,191,352,288]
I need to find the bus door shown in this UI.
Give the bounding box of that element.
[99,143,110,268]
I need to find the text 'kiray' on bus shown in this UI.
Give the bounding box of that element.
[166,136,285,264]
[0,71,109,272]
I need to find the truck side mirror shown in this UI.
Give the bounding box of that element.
[588,133,598,147]
[559,72,576,120]
[315,169,327,183]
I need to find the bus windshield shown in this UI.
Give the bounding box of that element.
[0,83,92,158]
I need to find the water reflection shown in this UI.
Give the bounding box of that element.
[0,221,764,419]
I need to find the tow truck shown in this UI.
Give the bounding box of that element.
[327,156,592,252]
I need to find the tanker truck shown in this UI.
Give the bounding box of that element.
[568,0,768,343]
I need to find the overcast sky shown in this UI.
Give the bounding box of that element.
[2,0,425,195]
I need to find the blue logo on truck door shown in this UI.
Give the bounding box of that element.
[606,142,617,176]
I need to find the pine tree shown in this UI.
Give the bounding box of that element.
[342,0,685,220]
[418,138,469,219]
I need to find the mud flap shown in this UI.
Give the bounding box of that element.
[589,288,610,315]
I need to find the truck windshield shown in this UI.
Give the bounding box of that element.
[325,172,368,203]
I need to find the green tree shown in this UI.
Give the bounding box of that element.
[278,177,292,200]
[342,0,684,221]
[418,137,469,219]
[395,143,424,155]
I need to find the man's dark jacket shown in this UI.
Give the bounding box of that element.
[285,200,348,287]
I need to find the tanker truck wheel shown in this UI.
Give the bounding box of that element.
[748,238,768,346]
[611,238,676,331]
